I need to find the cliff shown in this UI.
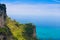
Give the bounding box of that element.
[0,4,38,40]
[0,4,7,27]
[6,17,37,40]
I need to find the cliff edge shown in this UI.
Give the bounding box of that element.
[0,4,38,40]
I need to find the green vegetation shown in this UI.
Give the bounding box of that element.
[0,4,38,40]
[4,17,38,40]
[0,26,14,40]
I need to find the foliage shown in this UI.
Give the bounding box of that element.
[0,17,38,40]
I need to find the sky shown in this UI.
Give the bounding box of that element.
[0,0,60,15]
[0,0,60,24]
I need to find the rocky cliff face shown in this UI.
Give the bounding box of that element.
[0,4,7,28]
[0,4,7,40]
[0,4,37,40]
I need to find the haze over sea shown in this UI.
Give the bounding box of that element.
[0,0,60,39]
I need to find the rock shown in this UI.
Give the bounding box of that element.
[0,4,7,28]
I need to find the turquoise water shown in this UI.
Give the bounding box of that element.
[8,15,60,39]
[36,27,60,39]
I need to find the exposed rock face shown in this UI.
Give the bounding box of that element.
[0,4,8,40]
[33,26,36,38]
[0,4,7,27]
[0,32,7,40]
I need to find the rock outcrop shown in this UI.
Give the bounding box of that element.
[0,4,14,40]
[0,4,7,28]
[0,4,37,40]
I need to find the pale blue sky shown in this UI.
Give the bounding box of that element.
[0,0,60,24]
[0,0,59,17]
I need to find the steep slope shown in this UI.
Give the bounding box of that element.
[0,25,14,40]
[6,17,38,40]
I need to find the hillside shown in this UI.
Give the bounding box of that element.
[0,4,38,40]
[3,16,38,40]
